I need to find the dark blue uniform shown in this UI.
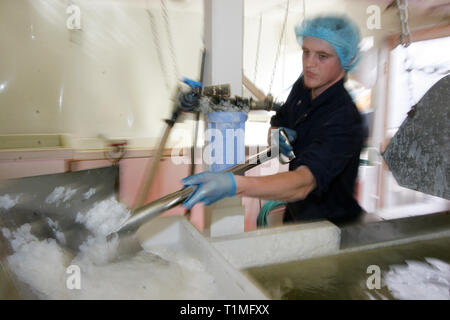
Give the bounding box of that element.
[271,76,365,224]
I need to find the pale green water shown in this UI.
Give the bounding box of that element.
[244,236,450,300]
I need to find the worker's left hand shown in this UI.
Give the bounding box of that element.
[182,77,202,89]
[272,127,297,157]
[182,171,236,210]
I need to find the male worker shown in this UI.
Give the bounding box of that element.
[182,15,366,224]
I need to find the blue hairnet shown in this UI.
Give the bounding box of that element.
[295,15,361,72]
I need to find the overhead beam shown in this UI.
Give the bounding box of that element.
[203,0,243,96]
[242,73,267,102]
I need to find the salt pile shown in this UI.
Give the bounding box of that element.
[0,194,20,210]
[83,188,96,200]
[75,197,130,237]
[2,195,223,299]
[384,258,450,300]
[2,224,71,298]
[46,218,66,245]
[45,186,77,206]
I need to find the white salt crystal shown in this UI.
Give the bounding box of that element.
[0,194,20,210]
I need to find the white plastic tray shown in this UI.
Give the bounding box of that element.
[137,216,269,299]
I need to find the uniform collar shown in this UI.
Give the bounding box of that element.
[300,76,346,110]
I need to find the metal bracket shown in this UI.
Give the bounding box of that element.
[203,84,231,98]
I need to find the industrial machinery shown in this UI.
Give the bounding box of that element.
[383,75,449,200]
[134,76,282,209]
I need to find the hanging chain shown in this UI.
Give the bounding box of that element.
[402,48,416,109]
[147,9,172,92]
[302,0,305,21]
[161,0,180,82]
[282,17,288,90]
[396,0,414,108]
[146,1,180,92]
[268,0,290,94]
[396,0,411,47]
[253,14,263,84]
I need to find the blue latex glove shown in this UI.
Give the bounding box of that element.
[182,171,236,210]
[182,77,202,89]
[273,127,297,157]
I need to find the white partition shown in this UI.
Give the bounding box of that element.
[210,221,341,269]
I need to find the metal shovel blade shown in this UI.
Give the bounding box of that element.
[0,166,132,257]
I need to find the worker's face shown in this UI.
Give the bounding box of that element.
[302,37,345,98]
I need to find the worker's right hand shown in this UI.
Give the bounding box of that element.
[272,127,297,157]
[181,171,236,210]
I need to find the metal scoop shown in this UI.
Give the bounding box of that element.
[0,166,120,255]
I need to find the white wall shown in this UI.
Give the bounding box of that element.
[0,0,203,147]
[387,36,450,130]
[243,13,303,102]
